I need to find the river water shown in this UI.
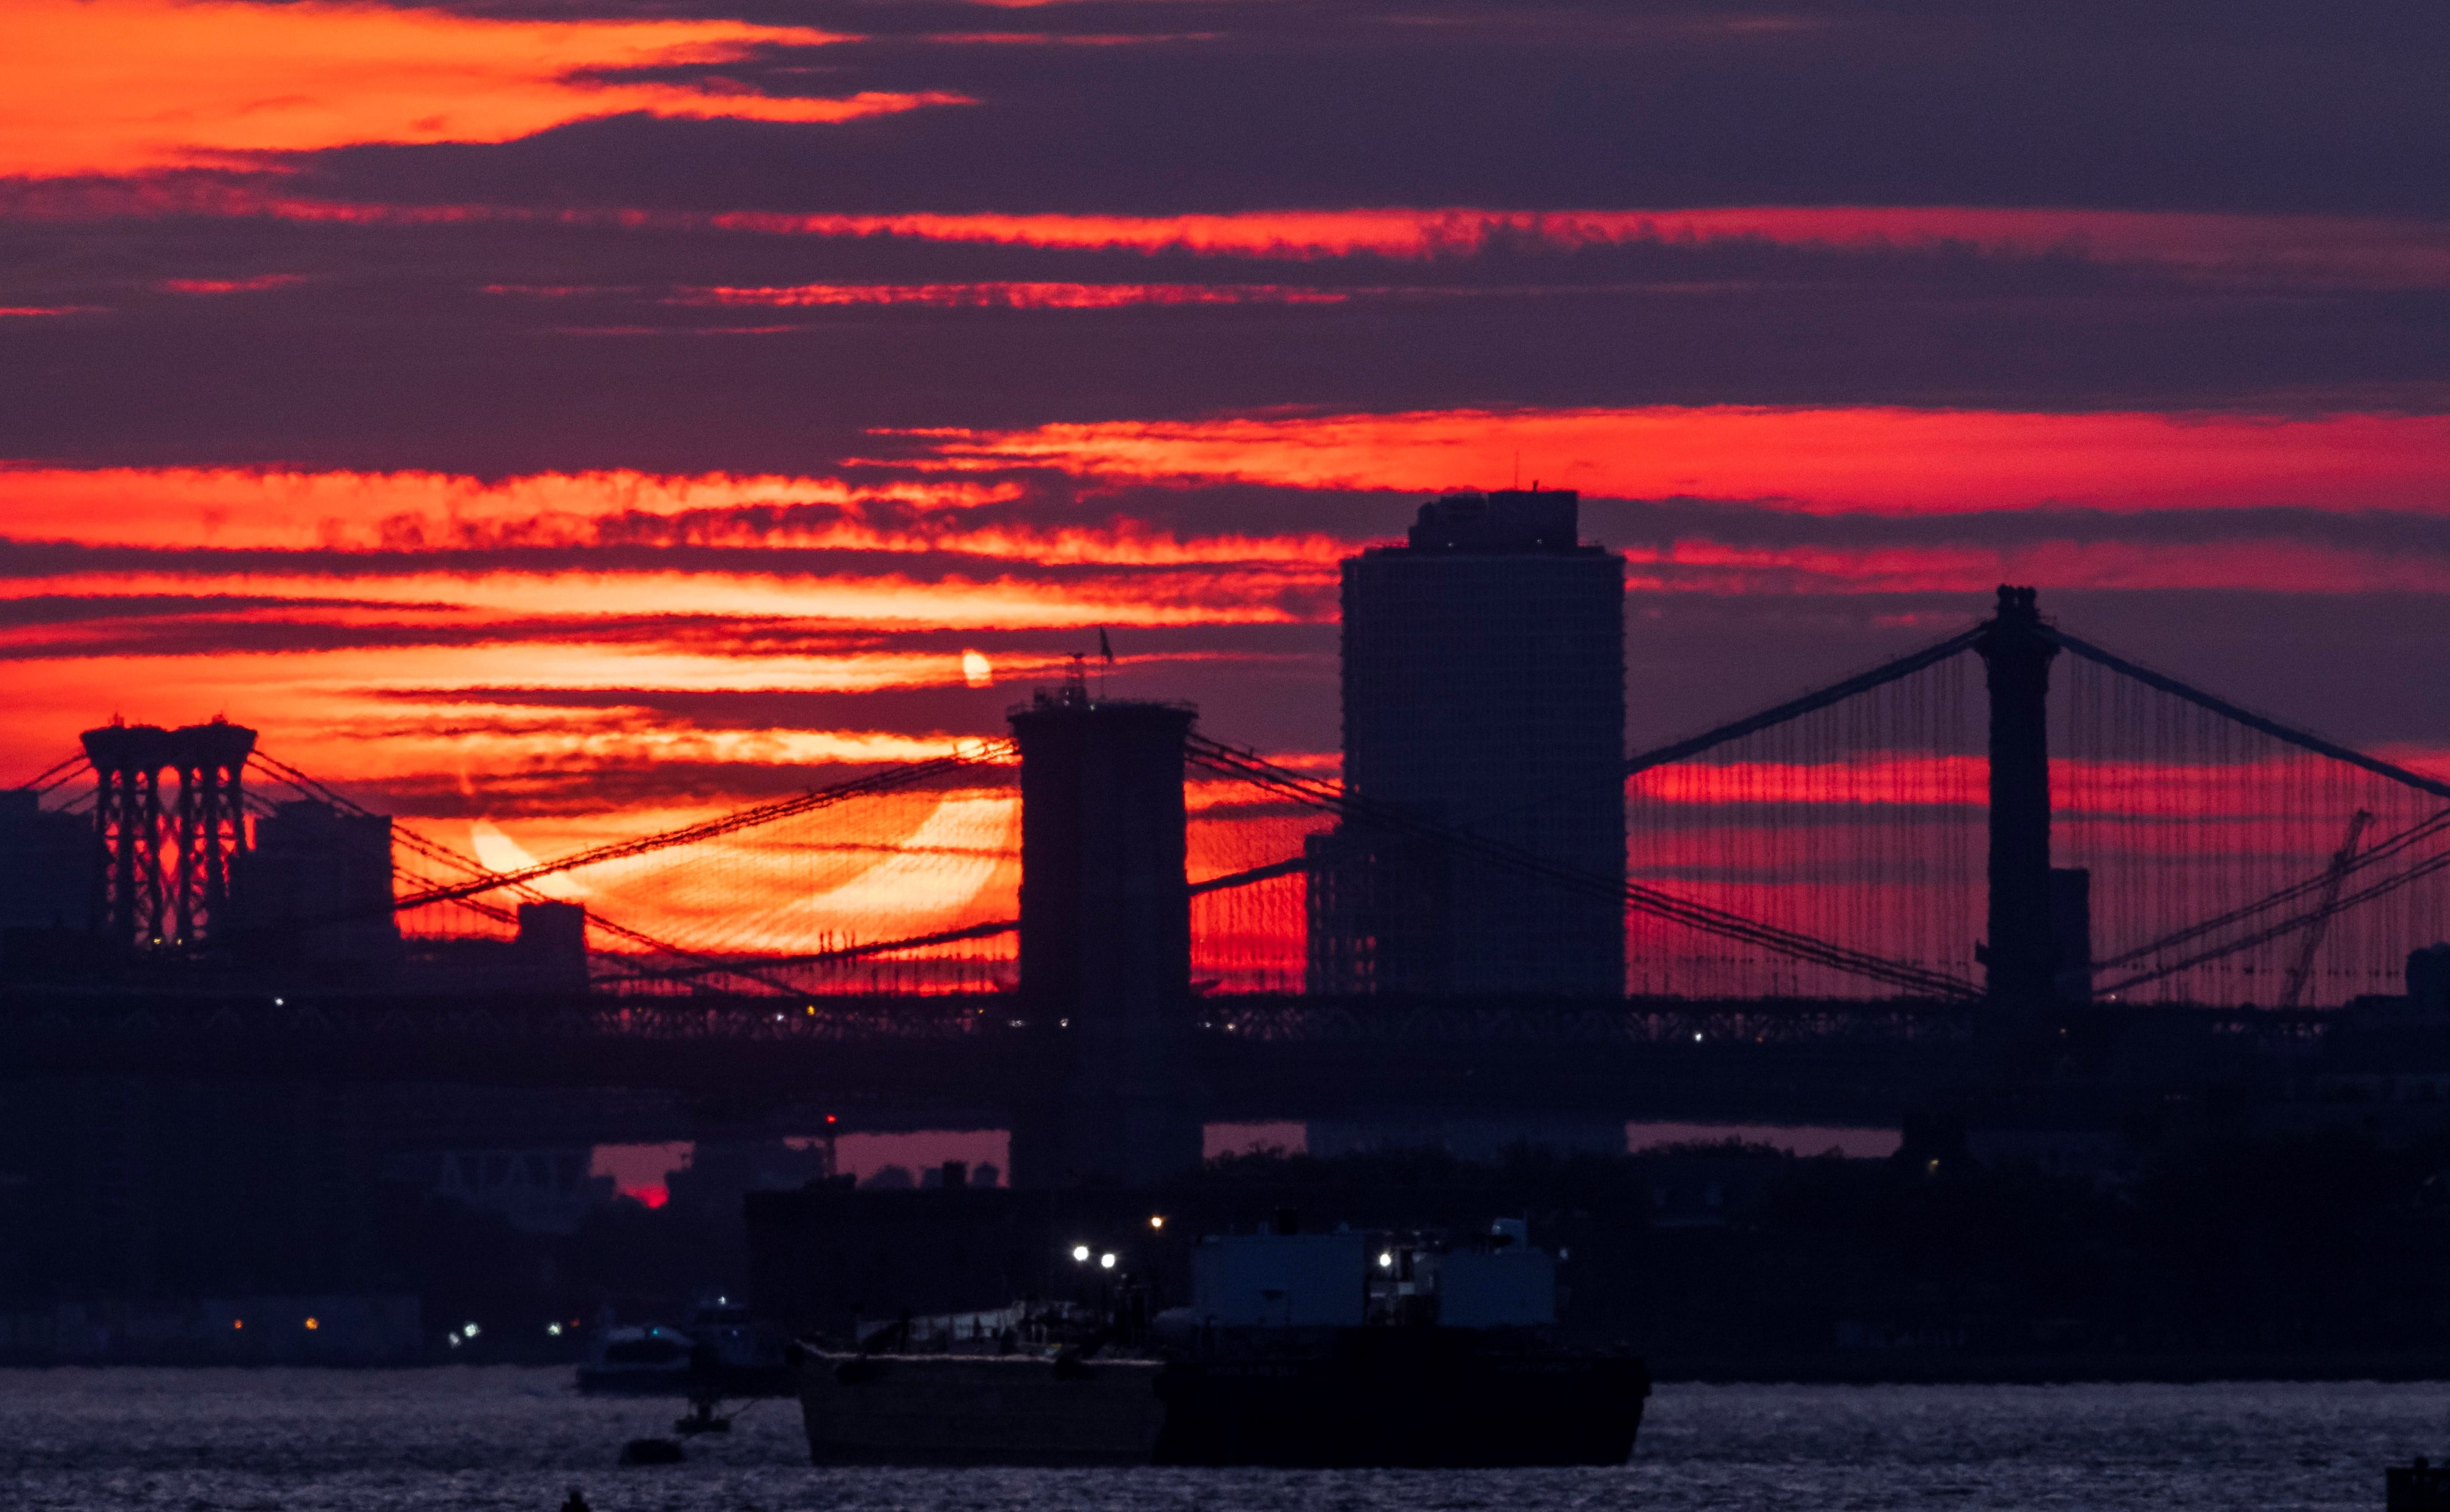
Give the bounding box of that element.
[2,1367,2441,1510]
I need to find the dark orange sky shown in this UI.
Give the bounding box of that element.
[6,0,2449,965]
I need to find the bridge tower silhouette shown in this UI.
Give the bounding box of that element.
[81,718,255,952]
[1007,674,1202,1187]
[1977,586,2060,1007]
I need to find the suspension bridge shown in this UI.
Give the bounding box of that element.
[8,587,2450,1167]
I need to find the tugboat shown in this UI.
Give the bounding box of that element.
[677,1293,794,1396]
[789,1218,1649,1466]
[578,1293,793,1397]
[577,1319,693,1396]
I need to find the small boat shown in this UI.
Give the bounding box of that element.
[791,1219,1649,1466]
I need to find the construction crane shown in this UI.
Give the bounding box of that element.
[2279,808,2374,1010]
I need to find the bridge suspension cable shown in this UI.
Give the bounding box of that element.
[623,851,1309,985]
[2049,629,2450,803]
[2096,840,2450,997]
[2041,628,2450,999]
[1625,622,1989,780]
[2090,804,2450,973]
[1185,735,1979,1000]
[377,740,1015,915]
[247,752,805,994]
[8,754,88,794]
[1448,619,1989,842]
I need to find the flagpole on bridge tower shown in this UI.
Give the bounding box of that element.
[1975,586,2059,1009]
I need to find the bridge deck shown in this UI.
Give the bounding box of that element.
[0,989,2335,1126]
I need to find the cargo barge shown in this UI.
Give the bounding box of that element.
[791,1219,1648,1466]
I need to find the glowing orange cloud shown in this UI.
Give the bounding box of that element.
[908,407,2450,514]
[0,653,1020,769]
[445,786,1023,956]
[678,282,1349,309]
[1630,756,1987,808]
[0,0,961,177]
[694,207,2450,289]
[1,568,1302,630]
[920,31,1217,46]
[1625,753,2450,816]
[0,464,1354,577]
[11,182,2446,291]
[0,466,1019,550]
[1612,538,2450,598]
[160,275,306,295]
[15,454,2450,612]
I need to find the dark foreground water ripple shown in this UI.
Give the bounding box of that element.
[3,1367,2446,1511]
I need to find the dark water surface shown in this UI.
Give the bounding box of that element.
[2,1367,2443,1510]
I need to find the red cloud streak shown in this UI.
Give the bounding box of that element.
[909,406,2450,514]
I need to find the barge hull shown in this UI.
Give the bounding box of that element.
[796,1344,1646,1467]
[800,1354,1167,1466]
[1154,1350,1646,1467]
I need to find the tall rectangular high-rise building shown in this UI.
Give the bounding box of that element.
[1307,489,1626,997]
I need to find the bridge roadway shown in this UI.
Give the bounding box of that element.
[0,988,2329,1133]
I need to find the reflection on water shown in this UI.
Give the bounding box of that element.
[2,1367,2441,1510]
